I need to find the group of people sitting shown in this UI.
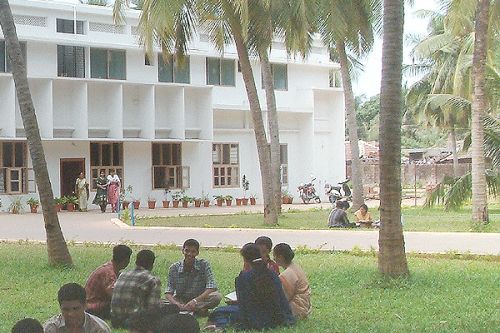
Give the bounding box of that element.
[328,202,378,228]
[12,237,311,333]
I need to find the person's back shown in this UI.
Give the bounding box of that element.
[111,250,161,328]
[328,207,348,227]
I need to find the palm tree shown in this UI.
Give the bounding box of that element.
[317,0,382,210]
[0,0,72,266]
[377,0,409,277]
[471,0,490,223]
[114,0,280,224]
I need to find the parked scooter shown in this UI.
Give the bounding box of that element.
[298,178,321,204]
[324,179,352,204]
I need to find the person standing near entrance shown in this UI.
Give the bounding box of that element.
[93,170,109,213]
[107,169,121,213]
[75,172,89,212]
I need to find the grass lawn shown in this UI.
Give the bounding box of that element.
[1,243,499,332]
[134,205,500,232]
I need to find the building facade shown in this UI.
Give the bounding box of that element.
[0,0,345,207]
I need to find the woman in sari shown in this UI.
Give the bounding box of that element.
[107,169,121,213]
[92,170,108,213]
[75,172,89,212]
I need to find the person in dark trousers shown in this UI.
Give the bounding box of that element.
[328,201,357,228]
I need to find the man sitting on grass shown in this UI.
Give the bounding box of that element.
[85,244,132,319]
[44,283,111,333]
[11,318,43,333]
[110,249,161,328]
[328,201,357,228]
[165,239,222,316]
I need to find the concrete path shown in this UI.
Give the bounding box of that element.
[0,208,499,255]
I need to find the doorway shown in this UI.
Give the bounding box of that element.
[60,158,85,197]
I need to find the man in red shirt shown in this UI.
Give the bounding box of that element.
[85,244,132,319]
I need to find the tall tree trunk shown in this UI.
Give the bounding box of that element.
[260,52,282,215]
[377,0,409,277]
[0,0,72,266]
[471,0,489,223]
[233,33,278,225]
[337,40,364,209]
[449,126,459,178]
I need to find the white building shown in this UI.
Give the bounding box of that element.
[0,0,345,207]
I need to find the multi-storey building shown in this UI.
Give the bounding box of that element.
[0,0,345,206]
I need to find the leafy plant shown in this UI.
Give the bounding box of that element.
[26,197,39,206]
[224,195,234,201]
[65,196,78,205]
[181,195,193,203]
[8,196,23,214]
[171,191,182,201]
[242,175,250,198]
[147,193,156,202]
[213,195,225,200]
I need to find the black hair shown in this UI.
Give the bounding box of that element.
[136,249,155,270]
[335,200,343,208]
[359,204,368,211]
[161,313,200,333]
[183,239,200,251]
[11,318,43,333]
[113,244,132,263]
[240,243,283,326]
[342,201,350,209]
[254,236,273,251]
[273,243,295,265]
[57,283,86,305]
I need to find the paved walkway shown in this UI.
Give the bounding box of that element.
[0,207,499,255]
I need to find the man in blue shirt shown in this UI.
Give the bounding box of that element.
[165,239,222,315]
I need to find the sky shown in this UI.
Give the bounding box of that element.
[352,0,441,97]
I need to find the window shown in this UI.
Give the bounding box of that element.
[0,142,33,194]
[152,143,189,189]
[158,54,190,83]
[90,48,126,80]
[56,18,84,34]
[212,143,239,188]
[89,142,123,190]
[206,58,235,86]
[57,45,85,78]
[329,69,342,88]
[262,63,287,91]
[0,40,27,73]
[280,144,288,185]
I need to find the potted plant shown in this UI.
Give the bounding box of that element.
[282,190,293,204]
[225,195,233,207]
[66,195,78,212]
[27,197,39,213]
[202,193,210,207]
[8,196,23,214]
[147,194,156,209]
[242,175,250,205]
[181,194,193,208]
[162,188,170,208]
[194,197,202,208]
[54,197,63,212]
[213,195,224,207]
[236,197,242,206]
[250,194,257,205]
[171,191,181,208]
[121,185,133,210]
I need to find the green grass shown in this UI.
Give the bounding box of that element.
[134,205,500,232]
[1,243,499,332]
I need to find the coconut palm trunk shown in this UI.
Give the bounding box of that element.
[234,33,278,225]
[377,0,409,277]
[0,0,72,266]
[470,0,489,223]
[337,40,364,209]
[260,52,282,215]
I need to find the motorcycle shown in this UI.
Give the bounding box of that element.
[298,178,321,204]
[324,179,352,204]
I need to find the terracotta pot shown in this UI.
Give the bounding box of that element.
[203,200,210,207]
[30,205,38,213]
[56,204,62,212]
[162,200,170,208]
[282,197,287,204]
[236,198,242,206]
[133,201,140,209]
[148,201,156,209]
[242,198,249,205]
[172,200,180,208]
[67,203,75,212]
[194,200,202,208]
[122,201,130,210]
[250,198,256,205]
[226,199,232,207]
[216,199,223,207]
[182,201,189,208]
